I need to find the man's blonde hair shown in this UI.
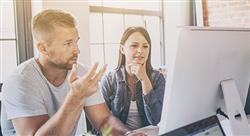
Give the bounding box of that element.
[32,9,77,45]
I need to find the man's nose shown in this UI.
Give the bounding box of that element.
[73,45,80,54]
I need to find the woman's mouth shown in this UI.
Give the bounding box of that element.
[133,56,145,64]
[134,56,144,60]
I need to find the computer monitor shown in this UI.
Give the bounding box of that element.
[159,27,250,135]
[244,84,250,115]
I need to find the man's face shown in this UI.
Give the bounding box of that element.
[45,26,80,70]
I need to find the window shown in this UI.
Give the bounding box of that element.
[0,0,33,83]
[0,0,17,83]
[89,0,165,70]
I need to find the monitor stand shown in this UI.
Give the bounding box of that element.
[221,79,250,135]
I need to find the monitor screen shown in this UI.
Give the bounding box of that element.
[159,27,250,135]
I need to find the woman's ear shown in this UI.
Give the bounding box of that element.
[120,45,125,54]
[37,41,49,55]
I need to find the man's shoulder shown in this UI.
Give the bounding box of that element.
[3,58,39,88]
[15,58,37,76]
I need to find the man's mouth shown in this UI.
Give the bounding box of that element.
[71,56,78,61]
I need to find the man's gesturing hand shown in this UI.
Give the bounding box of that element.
[68,63,107,101]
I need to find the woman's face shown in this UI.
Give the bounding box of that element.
[121,32,150,65]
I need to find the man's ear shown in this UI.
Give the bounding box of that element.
[37,41,48,55]
[120,45,125,54]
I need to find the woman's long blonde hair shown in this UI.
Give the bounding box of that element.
[116,26,153,78]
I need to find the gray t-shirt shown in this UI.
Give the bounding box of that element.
[1,58,105,136]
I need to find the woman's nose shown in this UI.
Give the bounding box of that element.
[137,47,142,53]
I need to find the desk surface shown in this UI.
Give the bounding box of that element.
[220,115,250,136]
[133,125,159,136]
[137,116,250,136]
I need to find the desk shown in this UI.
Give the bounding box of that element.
[220,116,250,136]
[135,116,250,136]
[132,125,159,136]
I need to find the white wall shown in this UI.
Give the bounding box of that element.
[31,0,91,65]
[164,0,193,68]
[159,0,193,133]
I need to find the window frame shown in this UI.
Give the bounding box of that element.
[15,0,34,64]
[89,1,166,66]
[0,0,33,83]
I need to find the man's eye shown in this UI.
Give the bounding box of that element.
[64,42,72,47]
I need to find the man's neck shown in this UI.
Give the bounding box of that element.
[36,58,68,87]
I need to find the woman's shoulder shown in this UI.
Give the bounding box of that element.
[151,69,163,77]
[102,69,119,82]
[151,69,166,82]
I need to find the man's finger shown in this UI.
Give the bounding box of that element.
[85,62,99,79]
[68,64,78,82]
[94,64,107,82]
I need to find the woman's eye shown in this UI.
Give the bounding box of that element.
[131,44,137,47]
[143,45,148,48]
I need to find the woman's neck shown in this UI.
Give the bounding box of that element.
[125,64,132,76]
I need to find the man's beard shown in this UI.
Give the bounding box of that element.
[50,61,74,70]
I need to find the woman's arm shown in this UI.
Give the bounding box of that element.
[142,73,166,125]
[100,73,113,109]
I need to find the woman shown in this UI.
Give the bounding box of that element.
[100,26,165,130]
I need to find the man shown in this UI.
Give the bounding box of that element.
[1,9,142,136]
